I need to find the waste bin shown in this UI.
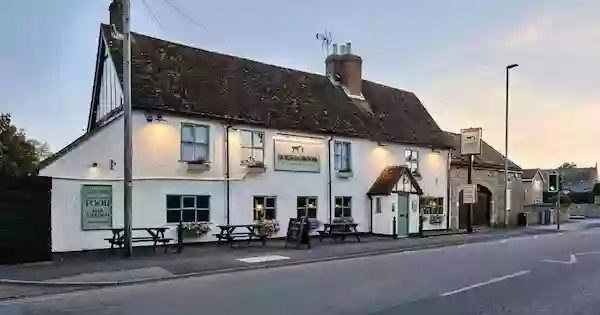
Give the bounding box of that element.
[517,212,528,226]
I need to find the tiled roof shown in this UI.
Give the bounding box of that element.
[367,165,423,195]
[100,24,452,149]
[444,131,521,171]
[522,169,540,180]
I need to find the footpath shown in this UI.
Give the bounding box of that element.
[0,221,596,301]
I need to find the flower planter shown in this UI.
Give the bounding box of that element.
[186,160,211,172]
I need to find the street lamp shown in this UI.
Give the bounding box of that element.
[504,63,518,228]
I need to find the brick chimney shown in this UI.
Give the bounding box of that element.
[325,42,363,97]
[109,0,123,34]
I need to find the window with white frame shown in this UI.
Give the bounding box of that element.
[181,123,209,162]
[334,141,352,171]
[253,196,276,220]
[405,149,419,173]
[297,196,317,219]
[419,197,443,215]
[166,195,210,223]
[240,130,265,165]
[335,196,352,218]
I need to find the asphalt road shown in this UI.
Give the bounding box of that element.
[3,228,600,314]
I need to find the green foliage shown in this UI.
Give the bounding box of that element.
[558,162,577,169]
[544,191,592,204]
[548,194,572,208]
[593,183,600,196]
[0,113,51,177]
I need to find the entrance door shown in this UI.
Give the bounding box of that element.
[397,195,409,236]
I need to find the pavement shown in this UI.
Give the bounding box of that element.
[0,220,598,314]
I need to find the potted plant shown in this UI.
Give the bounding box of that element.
[245,158,267,173]
[187,157,211,172]
[182,222,212,238]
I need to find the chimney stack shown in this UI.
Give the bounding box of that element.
[325,41,363,97]
[109,0,123,34]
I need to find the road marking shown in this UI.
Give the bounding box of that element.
[575,251,600,256]
[457,244,466,248]
[542,254,578,265]
[499,239,508,243]
[237,255,290,263]
[533,235,539,239]
[439,270,530,297]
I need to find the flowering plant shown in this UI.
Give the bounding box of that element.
[182,222,212,238]
[255,219,280,238]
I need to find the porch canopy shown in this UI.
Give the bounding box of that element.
[367,165,423,196]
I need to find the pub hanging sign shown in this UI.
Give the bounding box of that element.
[81,184,113,230]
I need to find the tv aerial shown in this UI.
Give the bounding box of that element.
[316,31,333,56]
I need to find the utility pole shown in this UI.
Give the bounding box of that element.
[556,191,561,231]
[122,0,133,257]
[504,64,518,228]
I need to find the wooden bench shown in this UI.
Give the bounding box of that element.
[105,228,172,253]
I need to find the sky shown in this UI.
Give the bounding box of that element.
[1,0,599,169]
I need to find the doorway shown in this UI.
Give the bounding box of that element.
[459,185,493,229]
[396,194,409,236]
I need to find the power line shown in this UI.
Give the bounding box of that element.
[161,0,206,32]
[141,0,165,33]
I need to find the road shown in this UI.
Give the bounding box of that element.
[2,228,600,314]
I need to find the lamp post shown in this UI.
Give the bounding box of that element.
[504,64,518,228]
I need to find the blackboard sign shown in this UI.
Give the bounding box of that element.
[284,217,311,249]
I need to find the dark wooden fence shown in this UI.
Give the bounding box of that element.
[0,176,52,265]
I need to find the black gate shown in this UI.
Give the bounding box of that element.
[0,176,52,265]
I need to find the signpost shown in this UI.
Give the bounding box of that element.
[460,128,483,233]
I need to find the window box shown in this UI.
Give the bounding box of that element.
[246,161,267,173]
[336,169,354,179]
[181,222,212,238]
[186,159,211,172]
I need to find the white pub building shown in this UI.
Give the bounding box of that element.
[39,8,453,252]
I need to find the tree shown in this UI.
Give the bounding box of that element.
[558,162,577,169]
[0,113,51,177]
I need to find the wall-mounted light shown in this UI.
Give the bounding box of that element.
[90,162,98,168]
[431,148,441,153]
[109,159,117,170]
[377,141,386,147]
[145,113,167,123]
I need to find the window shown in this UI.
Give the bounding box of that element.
[297,196,317,219]
[166,195,210,223]
[240,130,265,164]
[334,141,352,171]
[405,149,419,173]
[253,196,276,220]
[181,124,209,162]
[335,196,352,218]
[375,197,382,213]
[419,197,443,215]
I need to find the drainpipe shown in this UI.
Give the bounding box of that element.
[446,150,452,231]
[327,136,334,224]
[368,195,373,233]
[225,125,232,225]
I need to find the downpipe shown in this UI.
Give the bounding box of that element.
[327,136,334,224]
[225,125,232,225]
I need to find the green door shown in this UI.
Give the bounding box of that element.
[397,195,409,236]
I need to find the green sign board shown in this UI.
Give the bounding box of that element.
[81,185,113,230]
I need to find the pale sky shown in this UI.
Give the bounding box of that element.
[1,0,598,169]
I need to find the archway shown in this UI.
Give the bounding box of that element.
[473,185,492,226]
[458,184,493,229]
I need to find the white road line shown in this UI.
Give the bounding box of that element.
[500,239,508,243]
[439,270,530,297]
[237,255,290,263]
[575,251,600,256]
[457,244,466,248]
[533,235,539,239]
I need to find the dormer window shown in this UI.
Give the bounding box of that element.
[334,141,352,172]
[240,130,265,165]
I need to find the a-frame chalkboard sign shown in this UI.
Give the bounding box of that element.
[284,217,311,249]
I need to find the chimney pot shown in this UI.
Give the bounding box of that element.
[332,44,338,55]
[325,42,363,97]
[346,42,352,54]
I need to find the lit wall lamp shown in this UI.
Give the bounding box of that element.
[377,141,386,147]
[90,162,98,168]
[431,148,441,153]
[109,159,117,170]
[145,113,167,123]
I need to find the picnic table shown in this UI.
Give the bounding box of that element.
[214,224,267,247]
[318,222,361,243]
[105,227,172,253]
